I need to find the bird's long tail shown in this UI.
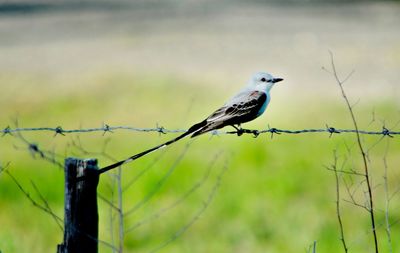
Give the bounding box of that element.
[98,120,207,174]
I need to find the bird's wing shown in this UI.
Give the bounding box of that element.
[190,90,267,137]
[206,90,267,123]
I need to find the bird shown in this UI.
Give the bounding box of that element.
[99,72,283,174]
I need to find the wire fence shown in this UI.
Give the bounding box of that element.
[2,124,399,138]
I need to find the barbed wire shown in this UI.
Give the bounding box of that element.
[1,124,184,136]
[1,124,398,138]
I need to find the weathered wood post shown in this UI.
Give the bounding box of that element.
[57,158,99,253]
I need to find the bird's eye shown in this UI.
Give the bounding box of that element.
[261,78,266,82]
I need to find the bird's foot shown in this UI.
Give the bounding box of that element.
[237,128,260,137]
[231,125,259,137]
[231,125,243,136]
[236,128,244,136]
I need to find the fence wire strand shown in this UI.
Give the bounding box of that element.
[1,125,398,138]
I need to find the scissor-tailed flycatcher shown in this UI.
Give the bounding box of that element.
[100,72,283,174]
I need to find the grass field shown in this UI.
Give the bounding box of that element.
[1,1,400,253]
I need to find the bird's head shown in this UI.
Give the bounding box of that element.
[249,72,283,92]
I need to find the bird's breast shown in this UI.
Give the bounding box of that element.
[256,93,270,116]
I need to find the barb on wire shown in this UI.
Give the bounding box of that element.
[381,126,393,138]
[102,123,113,136]
[267,125,281,139]
[54,126,65,136]
[156,123,167,135]
[2,125,12,136]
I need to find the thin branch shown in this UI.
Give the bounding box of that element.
[310,241,317,253]
[108,172,118,253]
[98,193,119,211]
[117,167,124,253]
[70,136,118,163]
[149,159,229,253]
[342,173,370,212]
[13,131,64,169]
[329,150,348,253]
[325,166,365,177]
[125,152,221,234]
[3,153,117,251]
[122,150,167,192]
[328,51,378,253]
[124,142,192,217]
[342,199,370,212]
[69,226,118,252]
[30,180,64,231]
[0,161,9,173]
[383,139,393,253]
[4,169,63,231]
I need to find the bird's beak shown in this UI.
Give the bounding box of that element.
[273,78,284,83]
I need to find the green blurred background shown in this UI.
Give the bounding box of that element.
[1,1,400,252]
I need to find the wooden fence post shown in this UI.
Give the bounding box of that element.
[57,158,99,253]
